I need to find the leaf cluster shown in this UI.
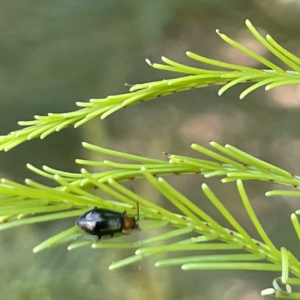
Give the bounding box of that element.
[0,20,300,298]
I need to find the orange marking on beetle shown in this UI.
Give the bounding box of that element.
[123,215,136,230]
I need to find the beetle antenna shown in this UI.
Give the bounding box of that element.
[136,201,140,223]
[128,185,144,270]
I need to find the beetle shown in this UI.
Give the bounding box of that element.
[76,206,139,240]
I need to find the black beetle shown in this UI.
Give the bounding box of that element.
[76,207,139,239]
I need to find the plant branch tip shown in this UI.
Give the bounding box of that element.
[261,288,275,296]
[80,168,88,174]
[145,58,152,66]
[54,174,60,180]
[108,178,114,184]
[201,183,209,189]
[236,179,243,185]
[125,83,135,87]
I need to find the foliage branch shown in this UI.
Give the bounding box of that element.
[0,20,300,298]
[1,20,300,151]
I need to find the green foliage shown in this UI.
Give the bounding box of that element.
[1,21,300,151]
[0,20,300,298]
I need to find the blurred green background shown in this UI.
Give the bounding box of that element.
[1,1,300,299]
